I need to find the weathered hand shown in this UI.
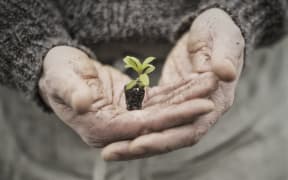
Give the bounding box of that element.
[101,8,245,160]
[39,46,217,150]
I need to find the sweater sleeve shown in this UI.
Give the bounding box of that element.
[0,0,95,111]
[174,0,288,52]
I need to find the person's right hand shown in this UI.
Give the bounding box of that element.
[39,46,218,150]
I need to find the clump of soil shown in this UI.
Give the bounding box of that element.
[124,84,145,110]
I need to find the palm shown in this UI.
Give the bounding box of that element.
[49,57,217,148]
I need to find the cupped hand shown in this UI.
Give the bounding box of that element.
[102,8,245,160]
[39,46,218,150]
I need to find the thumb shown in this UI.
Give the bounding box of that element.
[210,37,243,82]
[52,71,93,113]
[211,53,237,82]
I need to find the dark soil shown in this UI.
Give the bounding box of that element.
[124,84,145,110]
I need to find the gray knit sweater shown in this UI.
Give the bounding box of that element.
[0,0,287,109]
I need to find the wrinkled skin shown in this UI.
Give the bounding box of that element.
[39,46,218,150]
[39,8,244,161]
[101,8,245,160]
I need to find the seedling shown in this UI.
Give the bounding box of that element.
[123,56,156,110]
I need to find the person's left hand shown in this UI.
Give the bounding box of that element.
[101,8,245,160]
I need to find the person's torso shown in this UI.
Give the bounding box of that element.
[53,0,199,63]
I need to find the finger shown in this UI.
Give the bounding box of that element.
[144,99,214,130]
[211,41,238,82]
[189,36,243,82]
[144,72,218,107]
[187,9,245,82]
[101,123,204,161]
[102,110,220,161]
[103,124,198,161]
[211,21,245,82]
[43,46,95,113]
[93,99,214,144]
[143,74,196,105]
[101,141,147,161]
[50,71,93,113]
[188,33,239,82]
[128,111,219,156]
[165,72,217,105]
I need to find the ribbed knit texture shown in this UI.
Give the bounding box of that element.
[175,0,288,54]
[0,0,287,111]
[0,0,96,111]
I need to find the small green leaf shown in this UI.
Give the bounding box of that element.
[123,56,142,73]
[143,57,156,65]
[127,56,143,73]
[123,58,137,70]
[141,57,156,72]
[125,80,137,90]
[139,74,149,87]
[123,56,134,66]
[125,64,138,72]
[143,64,155,74]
